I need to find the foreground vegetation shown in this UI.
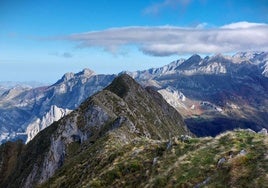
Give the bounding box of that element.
[40,129,268,187]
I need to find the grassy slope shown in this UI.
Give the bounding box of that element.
[40,130,268,188]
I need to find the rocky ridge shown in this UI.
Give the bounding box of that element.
[0,74,191,187]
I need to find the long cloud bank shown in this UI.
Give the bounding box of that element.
[65,22,268,56]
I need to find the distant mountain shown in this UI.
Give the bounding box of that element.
[0,74,191,187]
[0,51,267,143]
[128,51,268,79]
[0,81,46,95]
[0,69,116,144]
[129,51,268,136]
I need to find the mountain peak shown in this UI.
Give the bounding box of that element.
[116,73,135,82]
[213,53,224,58]
[76,68,95,77]
[208,53,229,63]
[190,54,202,60]
[82,68,95,75]
[176,54,202,70]
[186,54,202,63]
[62,72,74,81]
[106,73,140,98]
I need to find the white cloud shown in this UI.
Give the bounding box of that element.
[221,21,267,29]
[64,22,268,56]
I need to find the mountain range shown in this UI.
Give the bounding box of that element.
[129,51,268,136]
[0,69,116,143]
[0,81,46,95]
[0,51,267,143]
[0,74,191,187]
[0,74,267,187]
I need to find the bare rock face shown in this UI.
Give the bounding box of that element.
[25,105,72,143]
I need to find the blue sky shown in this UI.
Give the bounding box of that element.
[0,0,268,83]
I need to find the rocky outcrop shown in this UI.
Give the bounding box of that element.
[25,105,72,143]
[258,128,268,135]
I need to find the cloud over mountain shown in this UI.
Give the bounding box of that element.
[65,22,268,56]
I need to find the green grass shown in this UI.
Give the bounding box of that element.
[36,130,268,188]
